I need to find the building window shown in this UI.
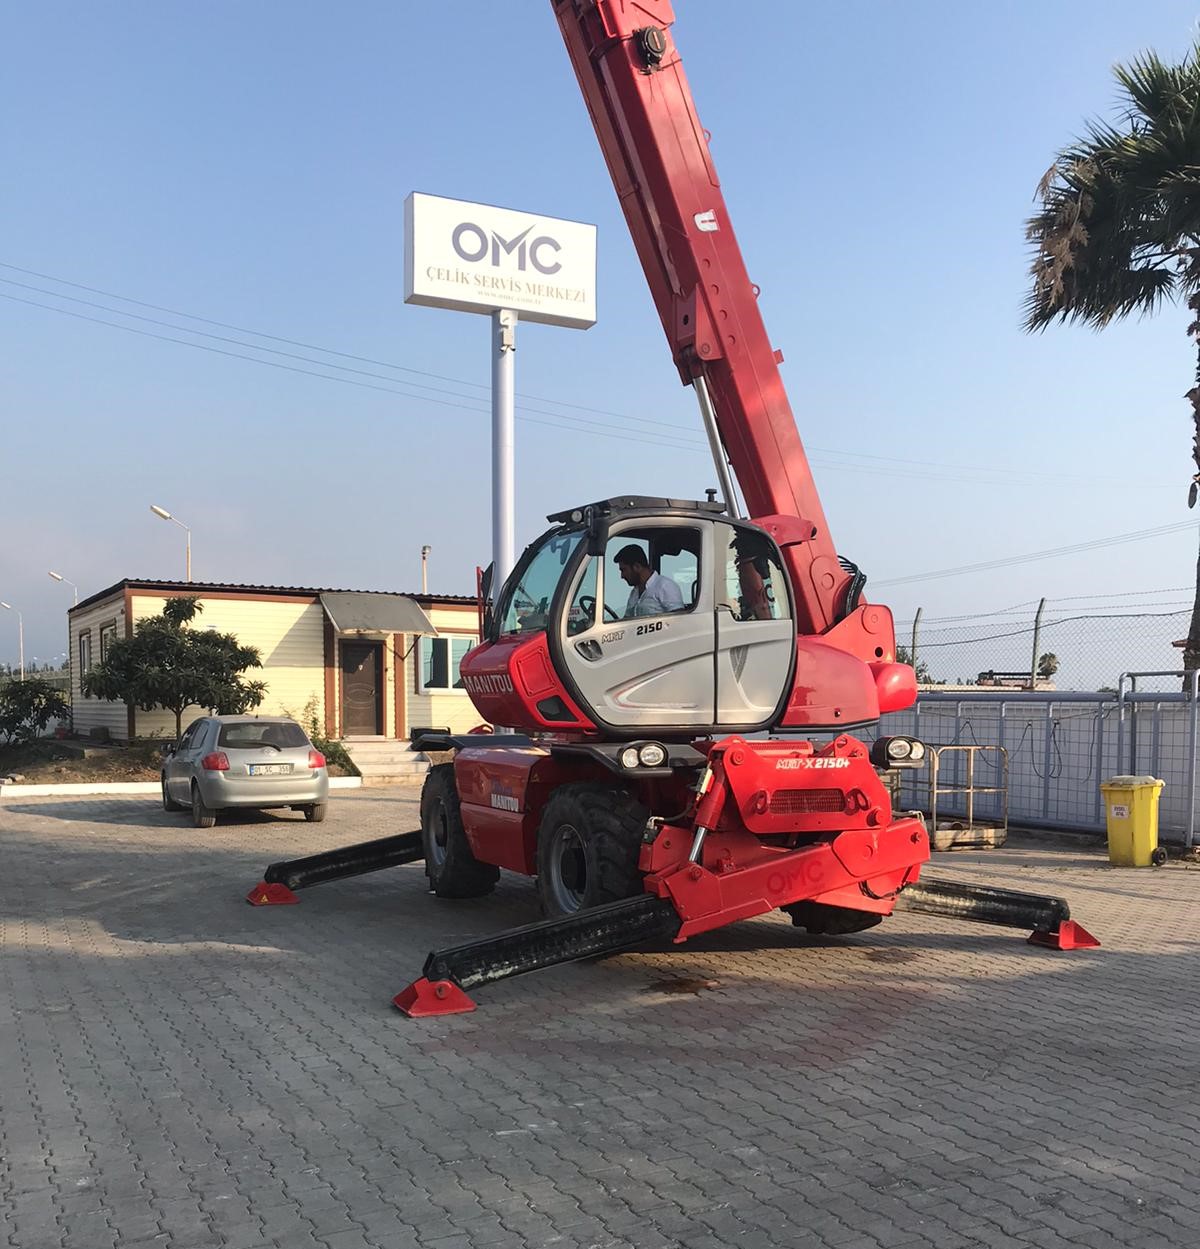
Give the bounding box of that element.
[417,636,475,693]
[99,622,117,662]
[79,632,92,686]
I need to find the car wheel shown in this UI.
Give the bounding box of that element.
[161,775,184,812]
[304,802,328,823]
[191,783,217,828]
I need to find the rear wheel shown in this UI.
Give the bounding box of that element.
[191,783,217,829]
[536,783,648,918]
[304,802,328,823]
[421,763,499,898]
[161,775,184,812]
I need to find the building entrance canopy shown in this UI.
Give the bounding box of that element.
[319,592,437,636]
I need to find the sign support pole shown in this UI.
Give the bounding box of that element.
[492,308,517,594]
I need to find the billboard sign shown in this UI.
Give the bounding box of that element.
[404,192,597,330]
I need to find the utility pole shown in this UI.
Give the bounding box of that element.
[421,545,431,595]
[1030,597,1047,689]
[1,602,24,680]
[492,310,517,592]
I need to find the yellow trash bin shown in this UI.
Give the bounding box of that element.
[1100,775,1166,867]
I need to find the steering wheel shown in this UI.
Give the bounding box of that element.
[578,594,620,625]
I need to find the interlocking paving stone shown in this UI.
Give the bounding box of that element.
[3,791,1200,1247]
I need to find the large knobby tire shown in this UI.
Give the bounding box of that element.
[535,783,648,918]
[191,782,217,829]
[421,763,499,898]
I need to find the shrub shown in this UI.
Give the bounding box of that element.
[0,678,71,745]
[288,694,356,773]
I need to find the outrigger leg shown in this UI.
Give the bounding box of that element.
[247,831,425,905]
[894,877,1100,950]
[394,894,681,1017]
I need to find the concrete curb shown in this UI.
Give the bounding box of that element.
[0,776,364,799]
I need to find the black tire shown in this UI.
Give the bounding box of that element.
[191,783,217,829]
[304,802,328,823]
[421,763,499,898]
[1151,846,1169,867]
[782,900,883,935]
[535,783,648,918]
[161,775,184,812]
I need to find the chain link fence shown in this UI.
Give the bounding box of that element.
[898,591,1195,693]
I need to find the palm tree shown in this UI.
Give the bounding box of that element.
[1025,40,1200,672]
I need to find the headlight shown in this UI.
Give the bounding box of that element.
[620,746,640,769]
[870,736,927,769]
[638,743,667,768]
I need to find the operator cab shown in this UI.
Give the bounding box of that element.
[464,496,797,737]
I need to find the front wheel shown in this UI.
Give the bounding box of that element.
[191,783,217,829]
[421,764,499,898]
[535,783,648,918]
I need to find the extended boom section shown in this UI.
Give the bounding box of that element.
[554,0,849,633]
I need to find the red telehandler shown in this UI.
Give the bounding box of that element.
[249,0,1098,1015]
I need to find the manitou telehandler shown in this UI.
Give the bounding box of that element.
[249,0,1098,1014]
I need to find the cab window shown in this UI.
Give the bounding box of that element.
[721,528,789,622]
[500,531,583,635]
[566,557,599,635]
[603,527,700,621]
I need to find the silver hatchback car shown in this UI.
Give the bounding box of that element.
[162,715,330,828]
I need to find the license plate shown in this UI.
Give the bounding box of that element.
[248,763,293,776]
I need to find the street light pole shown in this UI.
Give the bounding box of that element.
[0,601,24,680]
[150,505,192,581]
[48,570,79,606]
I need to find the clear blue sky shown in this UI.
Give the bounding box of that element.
[3,1,1199,668]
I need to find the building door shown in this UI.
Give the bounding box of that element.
[342,641,383,735]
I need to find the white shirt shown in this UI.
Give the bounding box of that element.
[625,571,685,618]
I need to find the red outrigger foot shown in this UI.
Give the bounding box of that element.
[393,978,477,1018]
[246,881,300,906]
[1028,920,1100,951]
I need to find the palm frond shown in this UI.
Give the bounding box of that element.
[1025,37,1200,332]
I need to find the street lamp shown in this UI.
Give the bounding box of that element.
[150,504,192,581]
[0,601,24,680]
[48,570,79,605]
[421,545,431,595]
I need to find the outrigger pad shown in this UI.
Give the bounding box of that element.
[246,881,300,906]
[394,977,477,1018]
[1028,920,1100,951]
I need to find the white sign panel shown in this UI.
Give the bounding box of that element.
[405,192,597,330]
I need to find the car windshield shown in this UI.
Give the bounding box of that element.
[218,721,308,750]
[499,530,583,635]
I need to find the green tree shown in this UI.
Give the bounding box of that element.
[1037,652,1060,679]
[1025,39,1200,672]
[0,678,70,744]
[82,597,266,737]
[896,644,932,684]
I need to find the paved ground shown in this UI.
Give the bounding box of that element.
[2,788,1199,1249]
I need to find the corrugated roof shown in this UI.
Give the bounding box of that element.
[71,578,477,615]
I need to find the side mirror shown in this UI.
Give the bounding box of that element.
[160,743,175,757]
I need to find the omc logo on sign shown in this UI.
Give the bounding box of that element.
[451,221,562,275]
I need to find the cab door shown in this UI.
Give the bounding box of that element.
[557,519,716,731]
[714,523,795,728]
